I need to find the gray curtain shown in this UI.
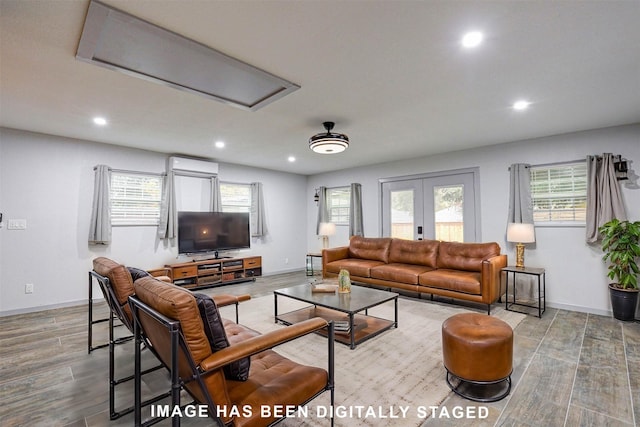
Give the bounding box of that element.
[316,186,329,235]
[585,154,627,243]
[349,183,364,237]
[210,175,221,212]
[158,171,177,239]
[250,182,266,237]
[508,163,533,224]
[88,165,111,245]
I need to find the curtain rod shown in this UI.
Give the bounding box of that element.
[508,159,585,170]
[93,166,165,177]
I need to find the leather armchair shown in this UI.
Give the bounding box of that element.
[130,275,335,427]
[88,257,251,420]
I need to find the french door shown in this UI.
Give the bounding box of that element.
[381,169,479,242]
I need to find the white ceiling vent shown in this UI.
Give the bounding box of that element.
[76,0,300,111]
[169,157,218,176]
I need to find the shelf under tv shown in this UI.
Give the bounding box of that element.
[166,255,262,290]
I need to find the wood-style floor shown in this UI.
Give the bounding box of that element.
[1,271,638,426]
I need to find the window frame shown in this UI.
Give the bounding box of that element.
[530,161,587,227]
[220,182,252,213]
[326,186,350,225]
[110,171,163,226]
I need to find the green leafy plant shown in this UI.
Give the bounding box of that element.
[599,219,640,290]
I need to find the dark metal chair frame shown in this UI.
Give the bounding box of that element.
[129,295,336,427]
[88,271,170,420]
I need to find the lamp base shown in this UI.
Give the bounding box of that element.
[322,235,329,249]
[515,243,525,268]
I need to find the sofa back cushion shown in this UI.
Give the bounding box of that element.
[437,242,501,272]
[348,236,392,263]
[389,239,439,267]
[134,276,212,366]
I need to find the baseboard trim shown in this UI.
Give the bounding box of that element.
[546,301,612,317]
[0,298,99,317]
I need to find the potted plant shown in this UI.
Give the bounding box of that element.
[599,218,640,321]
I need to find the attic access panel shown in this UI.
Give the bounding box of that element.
[76,0,300,111]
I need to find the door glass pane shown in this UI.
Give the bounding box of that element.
[434,185,464,242]
[391,190,414,240]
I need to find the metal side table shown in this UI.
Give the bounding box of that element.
[503,265,546,318]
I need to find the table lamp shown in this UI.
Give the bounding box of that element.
[507,223,535,268]
[318,222,336,249]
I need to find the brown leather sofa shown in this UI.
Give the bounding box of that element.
[130,275,334,427]
[323,236,507,314]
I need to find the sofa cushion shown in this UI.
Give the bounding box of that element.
[370,263,435,285]
[325,258,385,278]
[194,293,250,381]
[436,242,500,272]
[419,269,482,295]
[348,236,392,263]
[388,239,439,267]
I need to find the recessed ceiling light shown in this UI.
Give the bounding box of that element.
[214,140,225,148]
[513,100,531,111]
[461,31,483,48]
[93,117,107,126]
[287,156,296,162]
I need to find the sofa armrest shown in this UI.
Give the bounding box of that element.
[200,317,328,371]
[481,254,508,303]
[322,246,349,277]
[323,246,349,263]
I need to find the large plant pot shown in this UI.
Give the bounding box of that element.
[609,285,639,321]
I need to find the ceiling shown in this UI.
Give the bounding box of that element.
[1,1,639,176]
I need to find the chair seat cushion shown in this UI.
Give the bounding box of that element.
[227,349,328,427]
[194,293,251,381]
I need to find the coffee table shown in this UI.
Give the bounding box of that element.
[274,283,398,349]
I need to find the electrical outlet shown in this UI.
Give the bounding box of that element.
[284,258,289,264]
[25,283,34,294]
[8,219,27,230]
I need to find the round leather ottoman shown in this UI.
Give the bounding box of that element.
[441,313,513,402]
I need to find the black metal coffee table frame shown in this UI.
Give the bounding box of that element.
[274,284,398,349]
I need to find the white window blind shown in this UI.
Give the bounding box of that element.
[531,162,587,224]
[220,183,251,213]
[327,187,350,225]
[110,172,163,225]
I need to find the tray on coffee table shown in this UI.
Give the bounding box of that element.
[274,283,398,349]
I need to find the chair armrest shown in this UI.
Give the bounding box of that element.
[147,267,173,283]
[200,317,328,371]
[212,294,251,308]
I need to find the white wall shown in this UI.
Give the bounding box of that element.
[0,128,307,315]
[307,124,640,316]
[2,124,638,316]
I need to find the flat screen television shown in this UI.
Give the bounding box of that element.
[178,211,250,256]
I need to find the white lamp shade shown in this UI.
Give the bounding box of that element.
[507,223,535,243]
[318,222,336,236]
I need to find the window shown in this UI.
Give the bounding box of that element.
[220,183,251,213]
[327,187,350,225]
[530,162,587,224]
[110,172,163,225]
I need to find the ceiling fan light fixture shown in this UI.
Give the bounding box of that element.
[309,122,349,154]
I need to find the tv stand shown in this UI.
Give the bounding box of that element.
[167,256,262,290]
